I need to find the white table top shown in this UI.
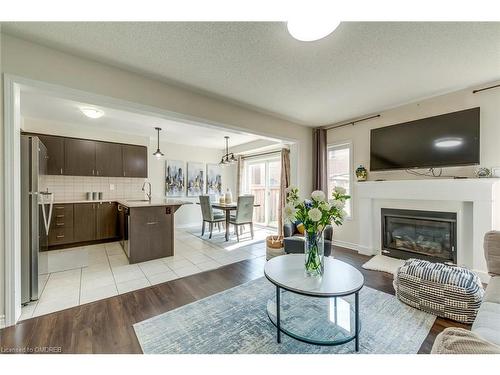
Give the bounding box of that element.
[264,254,364,297]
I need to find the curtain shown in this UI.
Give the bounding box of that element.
[278,148,291,235]
[313,128,328,192]
[236,155,244,196]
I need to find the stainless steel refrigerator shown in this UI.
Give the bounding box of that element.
[21,135,53,304]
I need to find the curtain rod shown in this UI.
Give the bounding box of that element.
[323,114,381,131]
[241,150,282,160]
[472,83,500,94]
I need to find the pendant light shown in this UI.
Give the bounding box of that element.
[153,127,164,159]
[219,136,238,166]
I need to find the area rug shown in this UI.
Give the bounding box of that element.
[185,225,273,250]
[362,254,405,275]
[133,277,435,354]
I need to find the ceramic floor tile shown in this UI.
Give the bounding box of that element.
[83,262,112,274]
[33,296,79,317]
[165,259,194,270]
[19,301,38,321]
[182,252,212,264]
[147,271,178,286]
[108,254,130,268]
[116,277,151,294]
[173,265,201,278]
[112,264,145,283]
[196,260,222,271]
[38,274,50,294]
[138,260,171,277]
[81,273,115,290]
[105,242,125,256]
[47,247,88,273]
[39,283,80,303]
[80,284,118,305]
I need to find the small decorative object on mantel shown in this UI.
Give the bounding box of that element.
[491,167,500,178]
[355,165,368,181]
[283,186,350,277]
[475,167,491,178]
[224,188,233,204]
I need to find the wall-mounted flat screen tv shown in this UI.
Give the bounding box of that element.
[370,107,480,171]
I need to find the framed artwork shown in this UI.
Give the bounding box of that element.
[187,162,205,197]
[206,164,222,195]
[165,160,185,197]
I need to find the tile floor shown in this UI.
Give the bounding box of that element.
[20,226,272,321]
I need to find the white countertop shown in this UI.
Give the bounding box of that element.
[116,199,193,208]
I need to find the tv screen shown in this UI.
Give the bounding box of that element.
[370,107,480,171]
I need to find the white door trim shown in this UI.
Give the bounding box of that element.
[3,74,22,326]
[2,74,300,326]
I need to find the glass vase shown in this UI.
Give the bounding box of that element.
[304,231,324,277]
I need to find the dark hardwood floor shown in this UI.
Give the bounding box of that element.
[0,246,468,354]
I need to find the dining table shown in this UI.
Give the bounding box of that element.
[197,202,260,241]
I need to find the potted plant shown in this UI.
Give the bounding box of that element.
[283,186,350,276]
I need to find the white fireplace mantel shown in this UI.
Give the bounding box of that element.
[356,178,500,282]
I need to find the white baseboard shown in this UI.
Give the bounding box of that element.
[332,239,360,252]
[0,315,5,329]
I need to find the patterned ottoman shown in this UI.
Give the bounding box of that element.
[394,259,484,323]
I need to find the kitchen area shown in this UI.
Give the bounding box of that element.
[21,132,191,320]
[15,87,278,323]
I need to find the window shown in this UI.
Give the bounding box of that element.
[327,142,352,218]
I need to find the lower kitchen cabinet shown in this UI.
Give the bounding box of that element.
[48,203,74,246]
[48,202,119,248]
[73,203,97,242]
[96,202,118,240]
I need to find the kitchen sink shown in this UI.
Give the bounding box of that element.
[126,199,151,202]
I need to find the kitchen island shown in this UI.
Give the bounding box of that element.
[117,199,191,264]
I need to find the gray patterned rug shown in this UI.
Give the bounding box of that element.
[133,277,436,354]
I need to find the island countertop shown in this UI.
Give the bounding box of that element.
[116,199,193,208]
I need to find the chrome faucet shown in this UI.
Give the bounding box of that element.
[142,182,152,202]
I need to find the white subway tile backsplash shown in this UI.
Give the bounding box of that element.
[40,175,146,202]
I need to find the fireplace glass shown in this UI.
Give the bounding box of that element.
[381,209,456,263]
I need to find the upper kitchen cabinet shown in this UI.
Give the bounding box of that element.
[38,134,65,175]
[64,138,96,176]
[96,141,123,177]
[122,144,148,178]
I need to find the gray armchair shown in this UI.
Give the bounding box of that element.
[199,195,225,239]
[283,223,333,257]
[229,195,255,242]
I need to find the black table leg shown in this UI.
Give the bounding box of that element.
[355,291,359,352]
[276,285,281,343]
[225,210,230,241]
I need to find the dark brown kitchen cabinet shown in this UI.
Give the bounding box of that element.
[128,206,173,263]
[74,203,97,242]
[48,204,74,246]
[96,141,123,177]
[96,202,118,240]
[64,138,96,176]
[38,135,65,175]
[122,144,148,178]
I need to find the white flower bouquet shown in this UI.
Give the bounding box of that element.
[284,186,350,275]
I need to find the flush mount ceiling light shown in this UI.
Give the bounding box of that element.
[287,18,340,42]
[80,107,104,119]
[153,127,164,159]
[219,136,237,166]
[434,137,464,148]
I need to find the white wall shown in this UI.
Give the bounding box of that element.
[148,139,236,227]
[22,117,235,227]
[327,83,500,247]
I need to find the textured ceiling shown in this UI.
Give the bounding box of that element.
[20,89,273,149]
[4,22,500,126]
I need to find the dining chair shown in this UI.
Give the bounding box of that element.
[199,195,225,239]
[229,195,255,242]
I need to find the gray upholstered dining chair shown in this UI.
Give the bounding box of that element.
[199,195,225,239]
[229,195,255,242]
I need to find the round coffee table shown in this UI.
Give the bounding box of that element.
[264,254,364,351]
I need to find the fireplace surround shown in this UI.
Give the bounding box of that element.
[381,208,457,264]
